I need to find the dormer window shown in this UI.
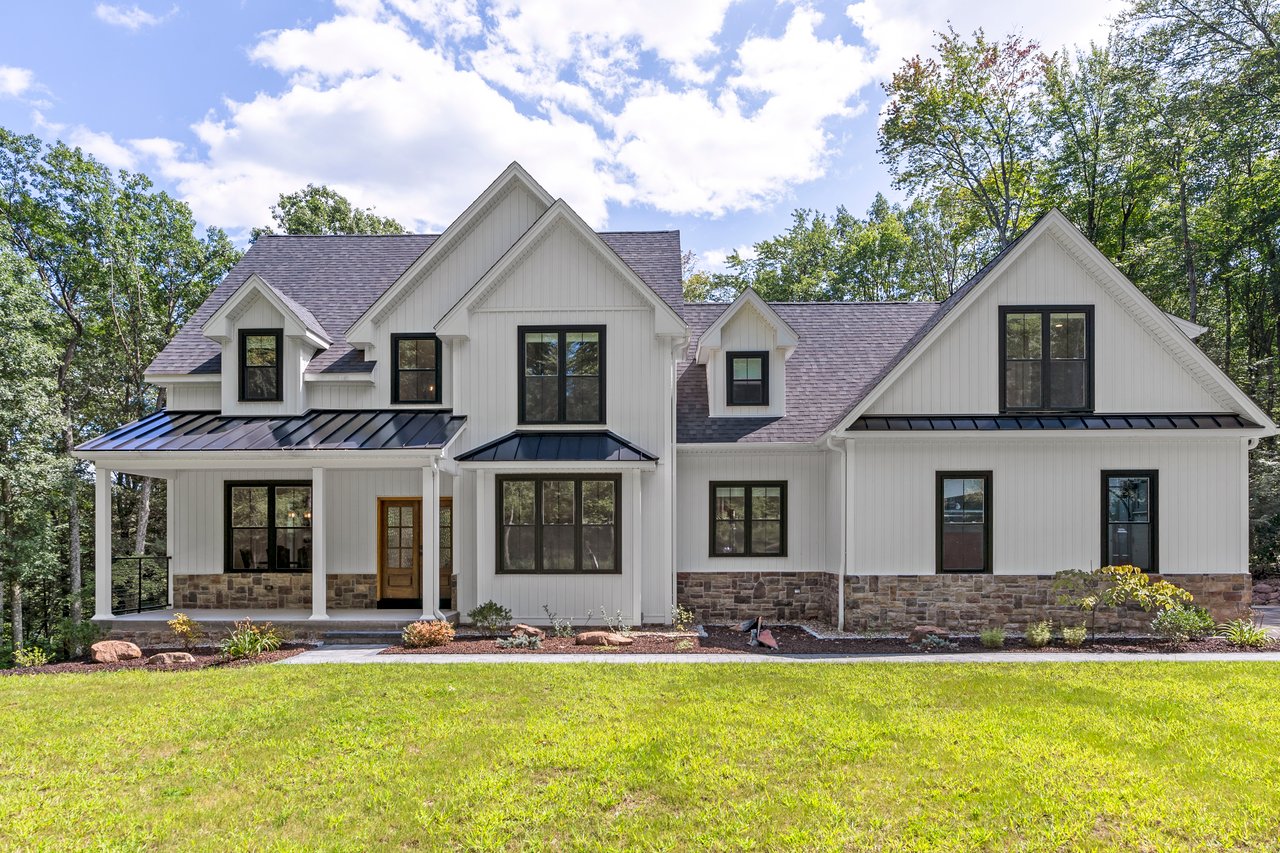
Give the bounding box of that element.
[239,329,282,402]
[392,334,442,404]
[726,351,769,406]
[1000,306,1093,412]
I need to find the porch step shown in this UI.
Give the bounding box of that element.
[322,630,405,645]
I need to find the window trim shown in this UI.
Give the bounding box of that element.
[223,480,313,573]
[1101,469,1159,572]
[238,328,284,402]
[708,480,788,558]
[390,333,443,404]
[517,325,607,425]
[726,351,770,407]
[998,305,1094,413]
[495,474,622,574]
[935,471,993,574]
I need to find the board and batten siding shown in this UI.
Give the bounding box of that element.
[217,296,312,416]
[867,235,1227,415]
[677,448,834,573]
[849,436,1248,576]
[165,382,220,410]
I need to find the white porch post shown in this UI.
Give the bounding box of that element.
[309,466,328,620]
[423,461,444,620]
[93,466,113,621]
[625,469,642,627]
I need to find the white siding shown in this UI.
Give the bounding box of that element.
[677,448,834,572]
[218,297,313,416]
[850,436,1248,575]
[165,383,220,410]
[705,303,787,418]
[868,235,1227,415]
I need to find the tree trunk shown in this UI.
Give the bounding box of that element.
[65,423,82,625]
[134,476,151,555]
[11,579,22,650]
[1176,173,1199,321]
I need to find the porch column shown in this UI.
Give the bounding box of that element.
[423,461,444,620]
[309,466,327,620]
[625,469,642,627]
[93,465,113,621]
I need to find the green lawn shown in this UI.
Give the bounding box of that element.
[2,663,1279,851]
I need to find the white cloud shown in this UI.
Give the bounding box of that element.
[94,3,176,31]
[699,244,755,273]
[0,66,36,99]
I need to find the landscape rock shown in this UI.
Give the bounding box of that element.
[511,623,546,639]
[575,631,634,646]
[907,625,950,644]
[90,640,143,664]
[146,652,196,667]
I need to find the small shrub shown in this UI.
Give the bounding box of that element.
[1151,604,1216,643]
[497,634,542,650]
[599,607,631,636]
[55,618,105,658]
[1061,625,1088,648]
[167,612,204,650]
[979,627,1006,649]
[467,601,512,634]
[674,639,695,651]
[542,604,575,638]
[1025,620,1053,648]
[219,619,282,659]
[911,634,958,652]
[1218,619,1270,648]
[671,604,696,632]
[14,646,51,668]
[402,620,455,648]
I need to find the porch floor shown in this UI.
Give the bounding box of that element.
[110,609,452,623]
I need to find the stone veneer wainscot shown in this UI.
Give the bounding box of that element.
[173,573,378,610]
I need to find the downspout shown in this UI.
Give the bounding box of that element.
[670,340,684,624]
[825,434,848,631]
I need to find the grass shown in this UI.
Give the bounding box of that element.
[2,663,1279,851]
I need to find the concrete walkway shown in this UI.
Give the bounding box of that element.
[1256,606,1280,638]
[278,646,1280,665]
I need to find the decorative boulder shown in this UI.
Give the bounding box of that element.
[512,623,546,639]
[907,625,950,644]
[575,631,634,647]
[146,652,196,667]
[90,640,143,664]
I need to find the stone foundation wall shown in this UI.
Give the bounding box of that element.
[842,573,1252,634]
[677,571,836,623]
[173,573,378,610]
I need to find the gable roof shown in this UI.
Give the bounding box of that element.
[677,301,937,443]
[695,287,798,363]
[201,273,333,349]
[146,231,683,378]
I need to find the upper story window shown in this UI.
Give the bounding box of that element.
[1000,306,1093,412]
[726,351,769,406]
[519,326,604,424]
[239,329,282,402]
[392,334,442,404]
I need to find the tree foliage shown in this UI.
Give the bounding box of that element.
[252,184,405,240]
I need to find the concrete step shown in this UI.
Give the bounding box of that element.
[322,630,405,645]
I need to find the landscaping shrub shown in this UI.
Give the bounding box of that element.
[497,634,542,650]
[671,603,696,632]
[167,612,204,650]
[1054,565,1193,637]
[13,646,51,668]
[599,607,631,635]
[467,601,512,634]
[911,634,958,652]
[402,620,455,648]
[979,627,1006,649]
[1025,620,1053,648]
[1151,604,1215,643]
[1061,625,1088,648]
[1218,619,1270,648]
[55,618,105,659]
[542,604,575,637]
[219,619,282,659]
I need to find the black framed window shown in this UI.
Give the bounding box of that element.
[710,482,786,557]
[392,334,442,404]
[225,481,312,571]
[726,351,769,406]
[1000,306,1093,411]
[1103,470,1157,571]
[497,475,620,573]
[239,329,283,402]
[519,326,604,424]
[937,472,992,573]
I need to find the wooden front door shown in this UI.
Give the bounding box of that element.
[439,497,453,609]
[378,498,421,602]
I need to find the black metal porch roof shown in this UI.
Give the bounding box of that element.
[77,409,466,452]
[847,413,1259,431]
[455,430,658,463]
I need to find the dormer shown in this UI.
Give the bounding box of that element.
[202,273,332,414]
[695,289,798,418]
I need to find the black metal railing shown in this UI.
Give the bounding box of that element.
[111,555,171,614]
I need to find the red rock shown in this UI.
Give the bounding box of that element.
[575,631,634,646]
[907,625,949,644]
[146,652,196,667]
[511,623,546,639]
[90,640,142,664]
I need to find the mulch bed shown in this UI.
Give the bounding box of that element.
[380,625,1280,656]
[1,645,310,677]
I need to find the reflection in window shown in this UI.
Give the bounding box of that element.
[727,352,768,406]
[393,335,441,403]
[1105,471,1156,571]
[711,482,785,557]
[240,330,282,401]
[1002,308,1091,411]
[938,473,990,572]
[498,476,618,573]
[519,328,603,423]
[226,482,311,571]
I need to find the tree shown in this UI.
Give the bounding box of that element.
[879,28,1049,250]
[252,184,405,239]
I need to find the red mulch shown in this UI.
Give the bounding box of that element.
[381,625,1280,656]
[1,645,310,677]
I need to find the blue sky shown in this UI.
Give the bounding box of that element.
[0,0,1116,269]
